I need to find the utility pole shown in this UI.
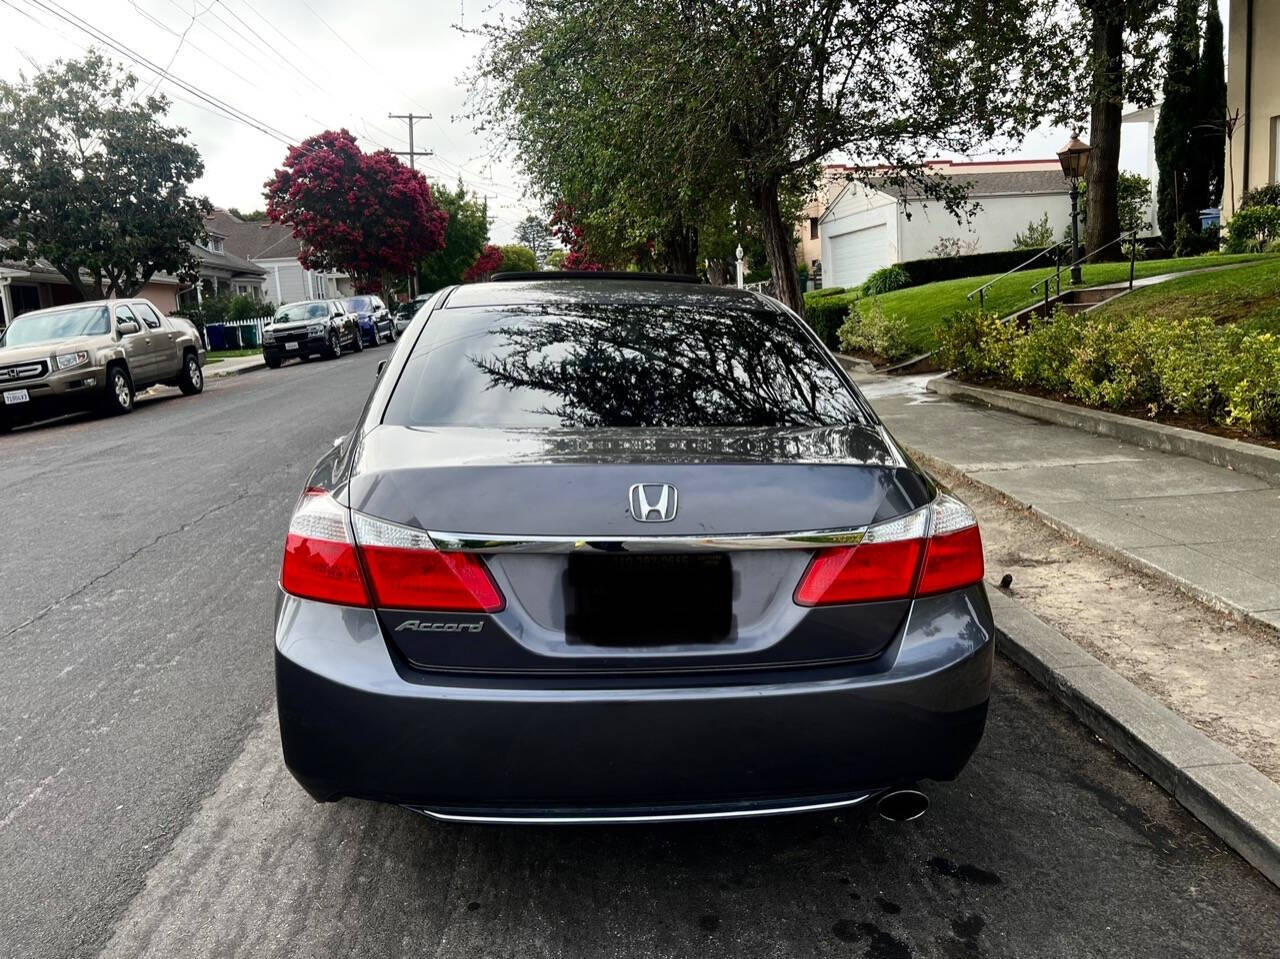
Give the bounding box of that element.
[388,112,434,296]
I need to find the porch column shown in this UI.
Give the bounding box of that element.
[0,277,13,329]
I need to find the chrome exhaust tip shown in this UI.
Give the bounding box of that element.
[876,789,929,823]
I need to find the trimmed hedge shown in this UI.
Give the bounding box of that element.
[897,247,1057,287]
[936,307,1280,436]
[803,288,859,348]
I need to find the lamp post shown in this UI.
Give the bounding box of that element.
[1057,133,1092,285]
[735,244,745,289]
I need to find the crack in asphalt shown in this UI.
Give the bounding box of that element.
[1,487,260,643]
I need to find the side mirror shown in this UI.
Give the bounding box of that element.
[117,320,141,336]
[376,359,387,378]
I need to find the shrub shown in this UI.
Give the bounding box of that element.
[806,286,847,299]
[837,298,914,361]
[171,293,273,331]
[803,289,859,348]
[1224,205,1280,253]
[1240,184,1280,209]
[1225,333,1280,434]
[1013,213,1055,250]
[934,305,1280,436]
[861,265,911,296]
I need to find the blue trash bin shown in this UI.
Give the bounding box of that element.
[206,323,226,350]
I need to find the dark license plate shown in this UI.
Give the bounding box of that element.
[565,553,732,646]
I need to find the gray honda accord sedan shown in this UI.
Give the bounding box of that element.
[275,273,993,823]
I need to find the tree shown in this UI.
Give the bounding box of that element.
[228,207,268,222]
[1195,2,1227,209]
[265,129,447,289]
[498,244,538,273]
[1155,0,1202,242]
[475,0,1071,315]
[463,244,504,282]
[514,215,555,268]
[549,202,606,271]
[418,179,490,292]
[1079,0,1164,258]
[0,52,209,299]
[1079,170,1154,235]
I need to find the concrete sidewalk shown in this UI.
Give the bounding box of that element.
[860,373,1280,630]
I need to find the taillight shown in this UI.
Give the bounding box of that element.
[352,513,505,612]
[794,494,983,607]
[280,489,370,607]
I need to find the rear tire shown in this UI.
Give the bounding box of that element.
[326,331,342,360]
[352,330,364,353]
[178,352,204,395]
[101,365,135,416]
[265,355,282,369]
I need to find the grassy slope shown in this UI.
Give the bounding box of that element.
[1087,259,1280,333]
[863,253,1280,353]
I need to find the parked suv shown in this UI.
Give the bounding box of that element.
[0,299,205,432]
[343,295,395,346]
[262,300,361,368]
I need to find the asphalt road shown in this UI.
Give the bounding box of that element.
[2,347,1277,959]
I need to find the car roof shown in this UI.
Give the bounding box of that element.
[444,277,772,312]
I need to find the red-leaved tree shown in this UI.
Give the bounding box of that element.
[462,243,504,282]
[549,201,603,271]
[264,129,448,289]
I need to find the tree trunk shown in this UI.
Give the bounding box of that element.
[751,176,804,315]
[706,259,732,286]
[660,222,700,275]
[1085,6,1125,259]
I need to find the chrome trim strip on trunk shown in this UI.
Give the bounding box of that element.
[425,527,867,553]
[405,792,874,824]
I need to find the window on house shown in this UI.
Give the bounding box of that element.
[809,217,819,240]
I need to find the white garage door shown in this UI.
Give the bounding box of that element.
[828,223,889,288]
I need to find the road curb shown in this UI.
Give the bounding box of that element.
[903,445,1280,635]
[987,588,1280,888]
[926,375,1280,485]
[204,357,266,379]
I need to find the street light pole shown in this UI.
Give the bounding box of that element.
[1056,132,1092,288]
[735,244,744,289]
[1069,178,1083,285]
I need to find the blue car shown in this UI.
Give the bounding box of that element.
[343,295,395,347]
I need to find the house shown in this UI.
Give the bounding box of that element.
[817,161,1072,289]
[1226,0,1279,215]
[0,239,181,330]
[204,210,352,305]
[796,163,859,277]
[177,229,267,308]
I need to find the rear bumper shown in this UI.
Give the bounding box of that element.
[275,587,994,819]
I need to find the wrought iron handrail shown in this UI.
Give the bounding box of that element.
[1031,228,1141,317]
[965,240,1069,311]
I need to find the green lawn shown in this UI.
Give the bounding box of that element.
[1088,258,1280,333]
[864,252,1280,353]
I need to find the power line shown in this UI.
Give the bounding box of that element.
[14,0,301,147]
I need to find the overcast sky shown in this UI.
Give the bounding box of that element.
[0,0,1231,246]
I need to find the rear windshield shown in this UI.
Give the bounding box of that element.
[382,302,864,429]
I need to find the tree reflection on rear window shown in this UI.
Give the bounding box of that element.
[382,302,864,429]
